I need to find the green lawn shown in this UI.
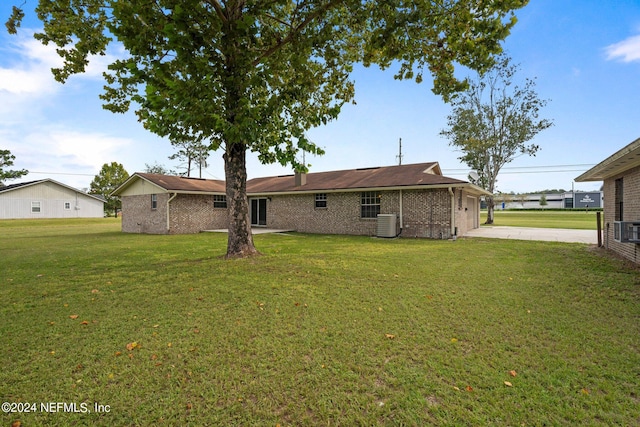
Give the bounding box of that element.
[485,210,602,230]
[1,219,639,426]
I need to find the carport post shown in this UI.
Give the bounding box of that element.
[597,211,602,247]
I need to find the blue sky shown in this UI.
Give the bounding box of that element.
[1,0,639,193]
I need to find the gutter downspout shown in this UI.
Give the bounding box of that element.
[448,187,456,239]
[399,189,404,231]
[167,193,178,233]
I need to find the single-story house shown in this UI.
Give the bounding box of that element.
[112,162,491,238]
[575,137,640,263]
[0,179,105,219]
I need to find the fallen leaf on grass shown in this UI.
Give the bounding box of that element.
[114,351,122,357]
[504,381,513,387]
[465,386,473,392]
[450,338,458,343]
[509,370,517,377]
[581,388,590,395]
[126,342,139,351]
[385,333,395,339]
[11,420,21,427]
[80,320,89,325]
[69,315,79,320]
[91,289,99,294]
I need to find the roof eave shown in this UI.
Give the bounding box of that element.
[248,182,491,197]
[575,137,640,182]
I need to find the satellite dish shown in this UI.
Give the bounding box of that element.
[468,171,480,182]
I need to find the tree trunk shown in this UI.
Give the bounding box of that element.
[224,143,259,258]
[485,195,495,224]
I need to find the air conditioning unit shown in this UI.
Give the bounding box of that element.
[377,214,397,238]
[613,221,640,243]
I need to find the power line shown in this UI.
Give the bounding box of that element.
[442,163,596,176]
[27,171,96,177]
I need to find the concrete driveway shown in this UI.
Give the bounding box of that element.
[463,226,598,244]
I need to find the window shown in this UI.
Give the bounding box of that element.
[213,195,227,208]
[315,193,327,209]
[31,201,41,213]
[64,202,71,210]
[615,178,623,221]
[151,194,158,210]
[361,191,381,218]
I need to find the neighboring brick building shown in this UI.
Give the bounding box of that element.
[576,137,640,264]
[113,162,490,239]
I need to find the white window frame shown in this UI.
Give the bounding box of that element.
[31,201,41,213]
[360,191,381,219]
[64,202,71,210]
[315,193,327,209]
[213,195,227,209]
[151,194,158,210]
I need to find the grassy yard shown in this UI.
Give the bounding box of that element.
[485,210,602,230]
[1,219,639,426]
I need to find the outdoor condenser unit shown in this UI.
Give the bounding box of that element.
[613,221,640,243]
[377,214,397,238]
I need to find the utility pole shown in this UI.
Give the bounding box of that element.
[396,138,403,165]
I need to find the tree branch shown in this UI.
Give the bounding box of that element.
[203,0,227,22]
[252,0,344,66]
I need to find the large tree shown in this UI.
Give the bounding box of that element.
[89,162,129,215]
[0,149,28,186]
[441,55,553,224]
[7,0,527,257]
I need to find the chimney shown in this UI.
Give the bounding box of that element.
[294,171,307,187]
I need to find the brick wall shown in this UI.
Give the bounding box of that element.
[122,188,482,238]
[603,164,640,263]
[169,194,227,234]
[121,193,227,234]
[266,192,379,236]
[121,193,169,234]
[264,188,478,239]
[400,189,451,238]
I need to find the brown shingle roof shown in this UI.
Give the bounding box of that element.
[246,162,466,193]
[114,163,484,197]
[135,173,226,193]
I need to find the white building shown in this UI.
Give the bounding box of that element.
[0,179,105,219]
[490,191,603,210]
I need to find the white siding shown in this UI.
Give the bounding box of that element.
[0,181,104,219]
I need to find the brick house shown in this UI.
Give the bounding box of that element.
[113,162,490,238]
[113,173,228,234]
[575,137,640,264]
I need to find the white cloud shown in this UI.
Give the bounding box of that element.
[0,29,120,96]
[605,34,640,63]
[2,126,133,188]
[0,36,63,95]
[45,129,131,171]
